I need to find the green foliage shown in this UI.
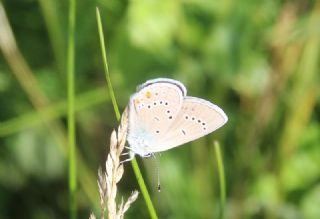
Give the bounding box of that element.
[0,0,319,218]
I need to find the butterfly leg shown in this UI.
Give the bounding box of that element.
[120,157,132,163]
[120,151,135,164]
[120,146,133,158]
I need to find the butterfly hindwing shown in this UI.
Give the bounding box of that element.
[149,97,228,152]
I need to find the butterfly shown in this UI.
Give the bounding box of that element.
[125,78,228,160]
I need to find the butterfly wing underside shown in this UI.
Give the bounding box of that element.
[149,97,228,152]
[128,80,186,144]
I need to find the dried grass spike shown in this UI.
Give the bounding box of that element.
[90,109,138,219]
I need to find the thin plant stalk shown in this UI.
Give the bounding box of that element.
[67,0,77,217]
[214,141,226,219]
[131,158,159,219]
[96,7,158,219]
[38,0,66,74]
[96,7,120,120]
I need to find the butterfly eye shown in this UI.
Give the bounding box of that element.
[145,153,152,157]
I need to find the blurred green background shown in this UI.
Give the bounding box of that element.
[0,0,319,218]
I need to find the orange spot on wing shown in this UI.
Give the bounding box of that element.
[145,91,152,98]
[134,98,140,105]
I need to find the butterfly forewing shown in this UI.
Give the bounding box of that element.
[149,97,228,152]
[130,81,186,142]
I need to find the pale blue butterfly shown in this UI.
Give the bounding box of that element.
[126,78,228,160]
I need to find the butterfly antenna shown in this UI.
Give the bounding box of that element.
[152,153,161,192]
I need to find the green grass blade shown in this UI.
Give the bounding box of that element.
[0,87,109,137]
[96,7,120,120]
[96,7,158,219]
[214,141,226,219]
[67,0,77,217]
[37,0,66,74]
[131,158,159,219]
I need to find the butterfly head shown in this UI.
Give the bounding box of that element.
[127,128,154,157]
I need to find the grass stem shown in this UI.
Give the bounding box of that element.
[214,141,226,219]
[96,7,158,219]
[67,0,77,217]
